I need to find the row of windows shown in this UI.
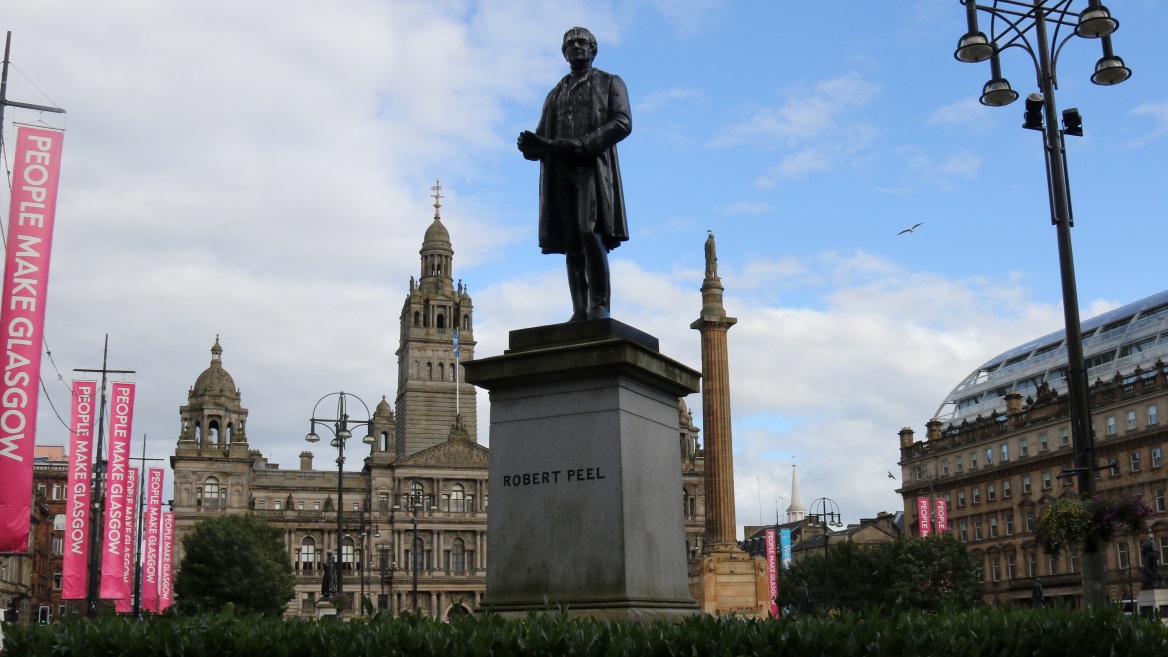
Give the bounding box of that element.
[197,478,487,514]
[974,536,1168,583]
[955,488,1168,543]
[410,308,471,331]
[956,511,1026,542]
[925,405,1161,481]
[35,483,67,501]
[293,536,475,573]
[953,453,1165,512]
[1103,405,1161,436]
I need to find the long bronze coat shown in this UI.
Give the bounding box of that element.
[528,68,631,254]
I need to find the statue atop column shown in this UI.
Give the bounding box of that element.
[704,230,718,279]
[517,27,632,322]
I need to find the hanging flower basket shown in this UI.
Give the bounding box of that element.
[1036,494,1151,557]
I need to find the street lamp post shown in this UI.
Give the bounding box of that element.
[807,497,844,611]
[393,484,436,614]
[951,0,1130,607]
[356,517,379,617]
[305,391,374,618]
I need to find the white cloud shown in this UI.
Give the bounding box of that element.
[716,201,771,215]
[469,250,1076,534]
[1129,101,1168,146]
[928,98,990,128]
[712,75,879,149]
[643,0,727,38]
[639,87,704,113]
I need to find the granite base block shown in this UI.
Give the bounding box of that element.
[465,319,700,618]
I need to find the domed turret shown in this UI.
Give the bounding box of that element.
[177,336,249,458]
[191,336,239,401]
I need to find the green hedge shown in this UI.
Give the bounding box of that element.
[6,605,1168,657]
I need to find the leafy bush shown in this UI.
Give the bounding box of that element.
[776,534,982,613]
[174,514,296,616]
[5,604,1167,657]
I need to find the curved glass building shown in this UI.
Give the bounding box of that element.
[936,290,1168,425]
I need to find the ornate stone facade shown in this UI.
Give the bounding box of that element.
[170,201,488,618]
[169,198,711,618]
[899,294,1168,606]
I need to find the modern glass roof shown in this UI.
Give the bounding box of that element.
[935,289,1168,425]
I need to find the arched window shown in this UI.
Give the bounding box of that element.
[437,313,445,329]
[225,423,233,444]
[413,311,420,327]
[208,420,220,445]
[438,363,445,381]
[463,315,470,330]
[411,482,424,499]
[451,538,465,573]
[381,432,390,453]
[301,537,317,571]
[341,536,355,572]
[427,362,434,380]
[203,477,222,510]
[53,514,66,531]
[194,423,202,445]
[413,536,424,573]
[450,484,465,513]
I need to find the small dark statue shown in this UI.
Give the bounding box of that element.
[518,27,631,322]
[1141,532,1162,589]
[321,551,338,599]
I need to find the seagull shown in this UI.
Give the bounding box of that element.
[887,471,897,480]
[898,222,924,235]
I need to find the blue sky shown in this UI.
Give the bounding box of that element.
[4,1,1167,534]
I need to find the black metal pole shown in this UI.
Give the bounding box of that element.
[131,442,145,618]
[412,506,419,612]
[1032,9,1105,607]
[335,419,344,615]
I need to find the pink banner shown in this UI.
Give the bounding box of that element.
[0,127,65,553]
[62,381,98,598]
[935,498,949,533]
[765,528,779,617]
[917,497,932,538]
[116,467,138,613]
[142,468,164,612]
[160,512,174,611]
[99,382,135,599]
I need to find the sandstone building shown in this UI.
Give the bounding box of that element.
[898,289,1168,605]
[169,200,710,617]
[171,200,487,618]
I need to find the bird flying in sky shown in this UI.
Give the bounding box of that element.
[898,222,924,235]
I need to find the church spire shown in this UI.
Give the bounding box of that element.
[786,464,806,523]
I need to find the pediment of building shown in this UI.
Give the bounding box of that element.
[396,436,489,469]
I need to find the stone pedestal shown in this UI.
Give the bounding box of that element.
[687,551,770,618]
[464,319,701,621]
[1137,586,1168,621]
[315,599,339,623]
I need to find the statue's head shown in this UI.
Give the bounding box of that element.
[562,27,597,67]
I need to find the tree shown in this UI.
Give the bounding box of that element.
[776,534,982,614]
[174,514,295,616]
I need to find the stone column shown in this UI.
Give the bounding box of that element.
[691,232,738,552]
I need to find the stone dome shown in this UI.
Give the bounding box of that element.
[423,217,450,246]
[191,337,238,398]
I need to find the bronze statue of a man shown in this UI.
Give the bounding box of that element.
[321,551,337,599]
[518,27,631,321]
